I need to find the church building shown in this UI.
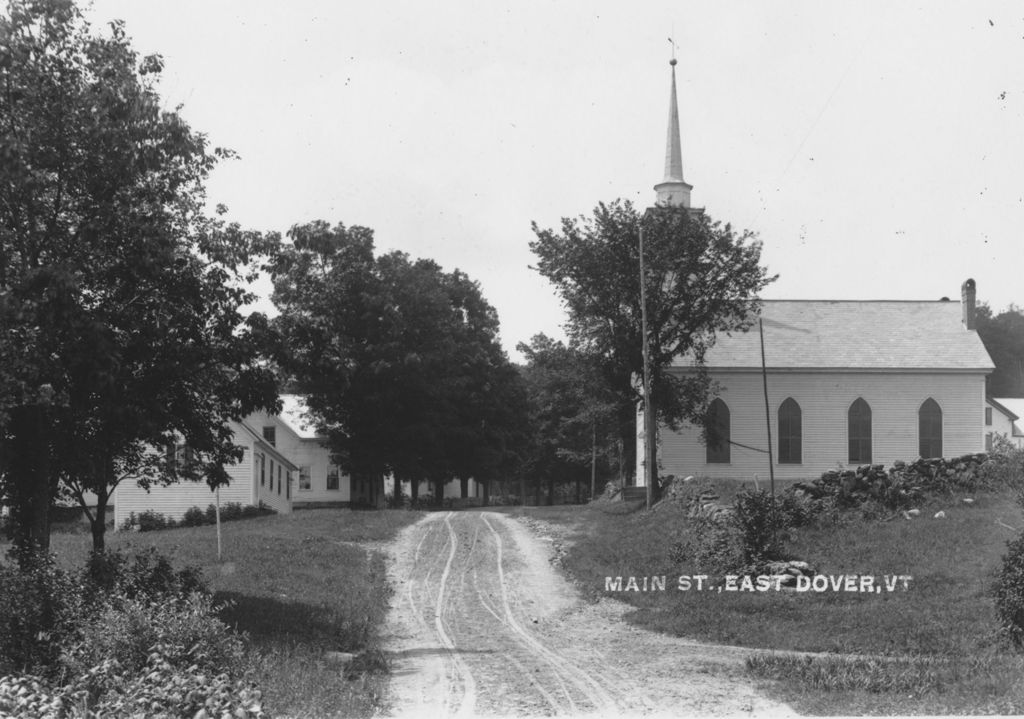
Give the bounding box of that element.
[637,59,995,483]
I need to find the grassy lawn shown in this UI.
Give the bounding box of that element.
[505,487,1024,715]
[8,508,423,718]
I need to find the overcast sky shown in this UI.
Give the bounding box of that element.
[84,1,1024,359]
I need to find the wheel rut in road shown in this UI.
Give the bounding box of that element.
[383,510,794,718]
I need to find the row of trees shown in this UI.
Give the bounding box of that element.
[0,0,778,560]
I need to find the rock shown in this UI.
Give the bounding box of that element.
[934,511,946,519]
[902,511,911,520]
[962,497,975,505]
[682,475,695,483]
[907,508,921,517]
[324,651,357,665]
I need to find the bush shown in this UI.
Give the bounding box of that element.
[0,558,83,676]
[84,547,205,602]
[733,489,788,564]
[181,505,207,527]
[136,509,174,532]
[669,516,747,574]
[995,531,1024,646]
[981,437,1024,492]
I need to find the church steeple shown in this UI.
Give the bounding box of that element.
[654,57,693,208]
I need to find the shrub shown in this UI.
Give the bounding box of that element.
[981,437,1024,492]
[995,531,1024,646]
[669,516,747,574]
[733,489,788,564]
[84,547,205,602]
[0,557,83,676]
[136,509,174,532]
[181,505,207,527]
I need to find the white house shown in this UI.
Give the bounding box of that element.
[635,58,995,484]
[989,397,1024,449]
[113,419,296,526]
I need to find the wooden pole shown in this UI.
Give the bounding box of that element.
[590,421,597,501]
[759,318,777,542]
[639,226,654,510]
[215,485,222,562]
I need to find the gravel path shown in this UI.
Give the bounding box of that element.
[382,510,795,718]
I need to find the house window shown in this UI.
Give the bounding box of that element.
[286,470,291,499]
[299,466,311,491]
[986,432,994,451]
[259,453,266,487]
[326,467,340,491]
[705,398,730,463]
[848,398,872,464]
[986,407,993,426]
[165,442,195,473]
[919,398,943,458]
[277,465,282,495]
[262,426,276,446]
[778,398,802,464]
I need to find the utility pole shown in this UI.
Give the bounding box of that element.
[639,225,655,510]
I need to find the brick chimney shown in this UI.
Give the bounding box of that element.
[961,278,976,330]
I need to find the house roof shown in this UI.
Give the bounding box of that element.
[993,398,1024,436]
[231,420,299,471]
[278,394,322,440]
[988,397,1020,422]
[672,300,994,371]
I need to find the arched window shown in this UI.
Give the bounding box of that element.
[848,398,872,464]
[778,398,802,464]
[919,398,943,458]
[705,398,730,463]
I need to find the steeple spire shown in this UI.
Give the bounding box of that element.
[654,55,693,207]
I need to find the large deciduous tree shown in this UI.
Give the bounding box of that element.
[530,200,774,499]
[0,0,279,557]
[977,304,1024,398]
[270,221,528,506]
[518,334,619,504]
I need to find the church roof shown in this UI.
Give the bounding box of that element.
[673,299,995,372]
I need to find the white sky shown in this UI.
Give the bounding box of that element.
[84,1,1024,360]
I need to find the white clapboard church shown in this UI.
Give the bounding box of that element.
[636,59,995,483]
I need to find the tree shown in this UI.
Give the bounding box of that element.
[270,221,528,506]
[0,0,279,557]
[977,304,1024,397]
[530,200,774,500]
[518,334,619,504]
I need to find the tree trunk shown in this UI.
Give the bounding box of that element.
[460,476,468,499]
[90,490,109,553]
[435,477,445,506]
[7,404,53,565]
[481,478,490,507]
[546,475,554,506]
[410,476,419,502]
[647,395,661,504]
[533,473,541,507]
[575,472,581,504]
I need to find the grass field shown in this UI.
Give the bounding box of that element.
[502,486,1024,715]
[19,508,423,718]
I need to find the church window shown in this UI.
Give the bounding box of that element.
[299,466,311,491]
[848,398,872,464]
[327,466,340,491]
[705,398,730,463]
[778,398,802,464]
[919,398,943,458]
[985,407,993,426]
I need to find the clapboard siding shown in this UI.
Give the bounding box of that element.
[651,370,987,482]
[113,437,255,526]
[247,410,351,503]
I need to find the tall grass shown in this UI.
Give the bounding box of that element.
[15,508,422,718]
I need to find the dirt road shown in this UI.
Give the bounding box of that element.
[382,511,794,718]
